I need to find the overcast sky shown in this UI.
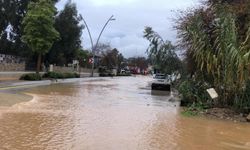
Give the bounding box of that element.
[56,0,200,58]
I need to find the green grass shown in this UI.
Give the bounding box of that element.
[181,102,207,117]
[181,110,199,117]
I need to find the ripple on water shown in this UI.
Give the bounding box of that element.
[0,77,250,150]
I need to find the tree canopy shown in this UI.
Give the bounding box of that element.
[0,0,58,56]
[101,48,120,70]
[47,1,84,66]
[22,0,59,73]
[143,26,182,74]
[176,0,250,109]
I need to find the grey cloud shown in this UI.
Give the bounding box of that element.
[57,0,200,57]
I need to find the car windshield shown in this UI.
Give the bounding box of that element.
[155,75,166,79]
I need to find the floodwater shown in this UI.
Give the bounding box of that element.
[0,76,250,150]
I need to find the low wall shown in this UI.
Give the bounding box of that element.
[79,72,99,78]
[53,66,98,73]
[53,66,74,73]
[0,63,25,72]
[79,68,98,73]
[0,54,25,64]
[0,71,33,80]
[52,66,99,77]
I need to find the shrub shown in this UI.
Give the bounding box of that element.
[178,80,211,107]
[178,80,195,104]
[233,80,250,113]
[20,73,42,81]
[43,72,62,79]
[74,73,80,78]
[63,72,80,78]
[43,72,80,79]
[99,69,115,77]
[99,73,114,77]
[116,73,131,77]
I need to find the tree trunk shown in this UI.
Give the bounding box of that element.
[36,53,42,74]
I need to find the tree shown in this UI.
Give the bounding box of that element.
[143,27,182,74]
[0,0,58,56]
[176,1,250,109]
[0,0,29,55]
[76,49,90,68]
[47,0,84,66]
[101,48,119,70]
[94,43,112,54]
[127,57,149,71]
[117,53,125,72]
[22,0,59,73]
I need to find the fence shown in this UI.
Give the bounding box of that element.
[0,54,25,71]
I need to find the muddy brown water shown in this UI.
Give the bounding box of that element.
[0,76,250,150]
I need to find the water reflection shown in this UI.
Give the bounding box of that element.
[151,90,171,96]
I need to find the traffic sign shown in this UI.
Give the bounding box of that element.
[89,58,94,64]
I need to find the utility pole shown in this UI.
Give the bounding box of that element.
[82,15,116,77]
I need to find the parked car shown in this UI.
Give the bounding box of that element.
[151,74,171,91]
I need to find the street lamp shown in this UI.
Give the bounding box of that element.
[82,15,116,77]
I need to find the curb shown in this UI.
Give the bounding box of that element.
[0,77,106,91]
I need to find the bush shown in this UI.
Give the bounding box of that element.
[43,72,62,79]
[99,73,114,77]
[20,73,42,81]
[178,80,211,107]
[74,73,80,78]
[178,80,195,104]
[116,73,131,77]
[63,72,80,78]
[233,80,250,113]
[99,69,115,77]
[43,72,80,79]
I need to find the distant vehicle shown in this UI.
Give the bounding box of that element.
[151,73,171,91]
[120,69,131,75]
[120,69,126,74]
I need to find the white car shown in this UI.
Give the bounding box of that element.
[151,74,171,91]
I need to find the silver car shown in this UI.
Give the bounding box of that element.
[151,74,171,91]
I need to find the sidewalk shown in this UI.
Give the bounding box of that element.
[0,75,102,91]
[0,71,35,81]
[0,80,51,90]
[0,71,99,80]
[0,70,100,90]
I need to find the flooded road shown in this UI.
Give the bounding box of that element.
[0,76,250,150]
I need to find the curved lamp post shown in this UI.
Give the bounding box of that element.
[82,15,115,77]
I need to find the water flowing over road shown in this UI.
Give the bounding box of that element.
[0,76,250,150]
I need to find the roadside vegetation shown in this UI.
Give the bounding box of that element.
[143,27,182,75]
[20,72,80,81]
[43,72,80,79]
[20,73,42,81]
[1,0,149,78]
[22,0,60,74]
[176,0,250,116]
[2,0,250,119]
[143,0,250,119]
[0,0,87,72]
